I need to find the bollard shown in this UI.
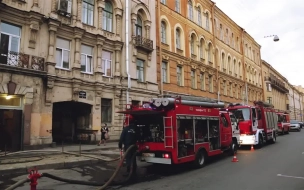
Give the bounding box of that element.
[28,167,41,190]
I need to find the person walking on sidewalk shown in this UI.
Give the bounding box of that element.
[98,123,109,146]
[118,123,137,175]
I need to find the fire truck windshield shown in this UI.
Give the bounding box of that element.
[230,108,250,121]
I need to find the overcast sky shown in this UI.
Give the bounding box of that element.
[213,0,304,86]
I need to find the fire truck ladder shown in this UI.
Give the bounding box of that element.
[163,116,173,148]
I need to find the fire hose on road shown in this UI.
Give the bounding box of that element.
[4,145,137,190]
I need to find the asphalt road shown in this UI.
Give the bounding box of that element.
[1,131,304,190]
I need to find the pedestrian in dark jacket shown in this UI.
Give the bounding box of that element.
[119,123,137,174]
[98,123,109,146]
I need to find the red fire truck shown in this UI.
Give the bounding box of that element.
[118,95,240,168]
[275,110,290,135]
[226,101,278,148]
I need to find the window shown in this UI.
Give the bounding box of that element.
[175,0,180,13]
[205,12,209,30]
[136,16,142,36]
[220,24,223,40]
[132,100,140,106]
[207,44,212,62]
[160,0,166,4]
[162,61,168,83]
[200,73,205,90]
[161,21,166,43]
[200,40,204,59]
[56,38,70,69]
[136,59,144,82]
[102,50,112,77]
[230,83,233,97]
[221,115,228,127]
[101,98,112,123]
[267,97,272,104]
[80,45,93,73]
[176,29,181,49]
[197,7,202,26]
[191,70,195,88]
[223,81,227,95]
[266,83,272,91]
[208,75,213,92]
[82,0,94,25]
[190,35,195,55]
[0,22,21,65]
[177,66,182,86]
[103,1,113,32]
[188,0,193,20]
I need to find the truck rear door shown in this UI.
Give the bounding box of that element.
[220,113,232,147]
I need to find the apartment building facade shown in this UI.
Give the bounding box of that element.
[156,0,263,105]
[261,60,289,111]
[0,0,158,150]
[291,85,304,121]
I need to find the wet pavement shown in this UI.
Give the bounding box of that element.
[1,131,304,190]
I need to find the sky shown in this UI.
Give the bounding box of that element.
[213,0,304,86]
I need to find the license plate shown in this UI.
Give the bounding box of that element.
[142,153,155,157]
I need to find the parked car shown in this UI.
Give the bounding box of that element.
[290,120,301,132]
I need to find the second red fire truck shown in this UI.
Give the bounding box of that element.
[118,95,240,168]
[275,110,290,135]
[226,101,278,148]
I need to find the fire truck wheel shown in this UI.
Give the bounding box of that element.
[229,140,238,156]
[193,149,207,168]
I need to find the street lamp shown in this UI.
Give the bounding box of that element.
[264,35,280,42]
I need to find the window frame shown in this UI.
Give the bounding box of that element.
[101,98,112,123]
[208,75,213,92]
[0,22,21,54]
[191,69,196,88]
[197,7,202,26]
[80,44,93,74]
[161,21,166,43]
[200,72,205,90]
[177,66,182,86]
[102,50,113,77]
[82,0,94,26]
[55,38,71,70]
[175,0,180,13]
[136,16,143,36]
[188,0,193,21]
[162,61,168,83]
[103,1,113,32]
[176,29,181,49]
[136,59,145,82]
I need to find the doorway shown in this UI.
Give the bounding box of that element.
[0,109,22,151]
[52,101,92,144]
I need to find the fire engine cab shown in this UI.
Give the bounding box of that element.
[226,101,278,148]
[118,95,240,168]
[275,110,290,135]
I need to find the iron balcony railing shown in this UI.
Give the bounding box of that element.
[133,35,153,52]
[0,49,45,71]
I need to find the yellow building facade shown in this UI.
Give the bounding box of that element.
[156,0,263,106]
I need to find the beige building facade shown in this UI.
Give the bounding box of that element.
[0,0,158,150]
[261,60,289,111]
[292,85,304,121]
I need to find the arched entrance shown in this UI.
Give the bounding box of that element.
[52,101,93,144]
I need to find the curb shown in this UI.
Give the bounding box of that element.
[0,158,103,176]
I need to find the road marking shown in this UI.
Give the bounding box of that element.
[277,174,304,179]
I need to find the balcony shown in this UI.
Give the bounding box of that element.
[133,35,153,52]
[0,50,45,72]
[264,75,289,93]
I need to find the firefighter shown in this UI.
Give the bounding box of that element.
[118,123,137,175]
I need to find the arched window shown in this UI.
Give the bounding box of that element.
[176,29,181,49]
[238,62,241,76]
[161,21,166,43]
[205,12,209,30]
[221,53,225,71]
[200,39,204,59]
[233,59,237,76]
[220,24,223,40]
[208,43,212,62]
[102,1,113,32]
[228,56,231,73]
[136,16,142,36]
[190,35,195,55]
[188,0,193,20]
[197,7,202,26]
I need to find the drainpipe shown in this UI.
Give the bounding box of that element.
[158,0,163,96]
[292,88,296,120]
[211,2,219,101]
[241,29,248,105]
[126,0,131,105]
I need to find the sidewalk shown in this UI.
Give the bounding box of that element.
[0,142,121,176]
